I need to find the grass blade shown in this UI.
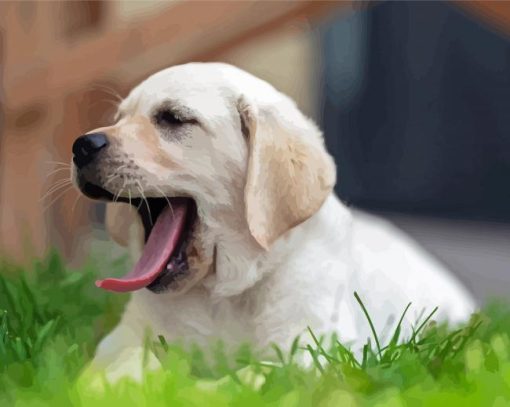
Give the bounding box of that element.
[354,292,382,360]
[306,344,325,374]
[409,306,439,343]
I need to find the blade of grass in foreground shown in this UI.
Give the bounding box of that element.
[354,291,383,360]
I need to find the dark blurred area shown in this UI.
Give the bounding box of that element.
[321,1,510,221]
[0,1,509,302]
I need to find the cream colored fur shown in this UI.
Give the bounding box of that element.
[83,63,475,380]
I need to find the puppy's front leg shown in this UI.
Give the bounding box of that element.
[87,303,161,383]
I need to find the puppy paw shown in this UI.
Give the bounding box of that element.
[81,345,162,392]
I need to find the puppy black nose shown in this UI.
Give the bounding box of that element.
[72,132,108,169]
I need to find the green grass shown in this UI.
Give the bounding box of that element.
[1,251,510,406]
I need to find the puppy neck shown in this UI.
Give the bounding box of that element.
[203,194,352,299]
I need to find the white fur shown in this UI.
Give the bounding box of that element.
[89,63,476,378]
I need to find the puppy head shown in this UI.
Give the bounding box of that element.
[72,62,335,295]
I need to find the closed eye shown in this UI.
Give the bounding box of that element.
[154,109,184,126]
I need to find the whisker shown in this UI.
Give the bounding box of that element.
[118,178,129,202]
[104,174,121,189]
[48,164,71,171]
[45,176,72,189]
[154,185,174,218]
[43,185,74,213]
[40,185,72,205]
[106,165,128,182]
[135,186,144,211]
[46,167,72,178]
[111,178,126,204]
[44,160,71,167]
[137,180,153,226]
[89,99,121,111]
[40,180,72,202]
[71,193,82,217]
[114,188,124,203]
[44,178,70,191]
[90,83,123,102]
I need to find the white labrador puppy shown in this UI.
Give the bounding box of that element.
[71,62,475,378]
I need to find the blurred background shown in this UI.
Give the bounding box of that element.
[0,1,509,303]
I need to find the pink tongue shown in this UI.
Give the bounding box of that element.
[96,203,188,292]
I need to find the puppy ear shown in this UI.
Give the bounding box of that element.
[105,202,143,248]
[238,95,336,250]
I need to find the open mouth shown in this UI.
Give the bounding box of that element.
[82,183,198,293]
